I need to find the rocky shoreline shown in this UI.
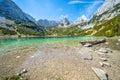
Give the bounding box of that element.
[0,38,120,80]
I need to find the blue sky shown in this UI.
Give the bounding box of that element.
[13,0,105,21]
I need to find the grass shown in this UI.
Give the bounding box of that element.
[1,75,28,80]
[0,27,16,35]
[93,15,120,37]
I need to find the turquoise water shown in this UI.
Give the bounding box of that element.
[0,36,102,54]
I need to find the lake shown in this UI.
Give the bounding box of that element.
[0,36,102,54]
[1,36,120,80]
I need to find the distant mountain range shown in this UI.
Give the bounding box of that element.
[37,18,70,27]
[73,15,88,25]
[0,0,120,37]
[37,19,59,27]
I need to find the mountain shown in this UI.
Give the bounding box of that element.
[73,15,88,25]
[37,19,59,27]
[82,0,120,37]
[59,18,70,26]
[0,0,44,36]
[38,18,70,27]
[89,0,120,24]
[0,0,36,22]
[25,13,37,24]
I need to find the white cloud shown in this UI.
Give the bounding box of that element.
[68,0,104,4]
[68,1,81,4]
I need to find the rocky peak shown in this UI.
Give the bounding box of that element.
[60,18,70,26]
[0,0,37,23]
[88,0,120,25]
[74,15,88,24]
[96,0,120,16]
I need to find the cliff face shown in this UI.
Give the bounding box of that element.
[0,0,36,23]
[89,0,120,24]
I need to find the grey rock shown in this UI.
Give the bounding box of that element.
[79,47,92,60]
[17,68,28,76]
[0,16,13,24]
[92,67,108,80]
[102,62,111,67]
[89,0,120,26]
[98,48,112,53]
[83,43,92,47]
[100,57,107,61]
[99,62,111,67]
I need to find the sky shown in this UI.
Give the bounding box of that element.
[13,0,105,21]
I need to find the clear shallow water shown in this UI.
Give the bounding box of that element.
[0,36,102,54]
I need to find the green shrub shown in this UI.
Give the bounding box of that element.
[93,15,120,37]
[17,27,41,36]
[2,75,20,80]
[0,27,16,35]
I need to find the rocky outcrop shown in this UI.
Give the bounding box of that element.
[0,16,13,24]
[0,0,37,23]
[89,0,120,24]
[59,18,70,26]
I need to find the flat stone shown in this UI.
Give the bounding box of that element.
[99,62,104,67]
[98,48,112,53]
[100,57,107,61]
[79,47,92,60]
[99,62,111,67]
[16,56,20,59]
[92,67,108,80]
[102,62,111,67]
[95,51,107,56]
[83,43,92,47]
